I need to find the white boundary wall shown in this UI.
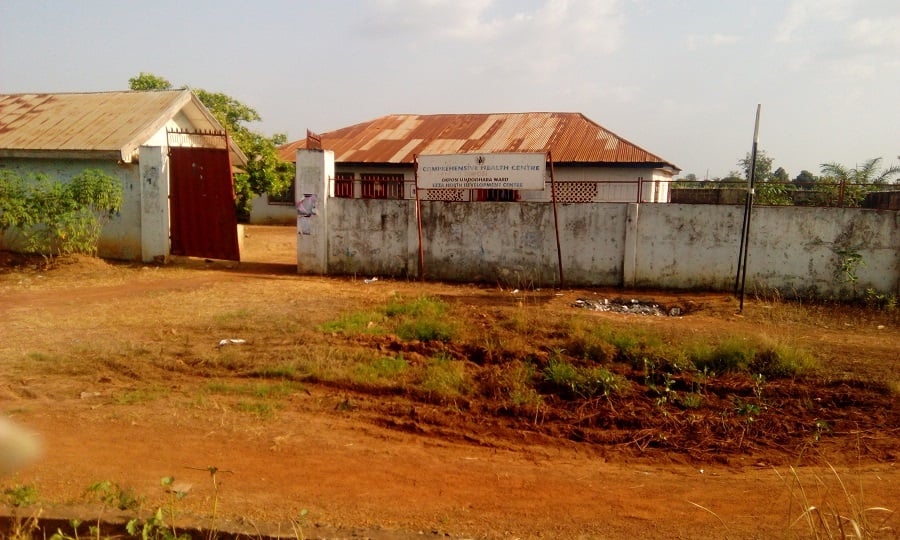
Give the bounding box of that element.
[295,150,899,297]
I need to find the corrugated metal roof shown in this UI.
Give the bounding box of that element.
[0,90,246,165]
[279,112,678,170]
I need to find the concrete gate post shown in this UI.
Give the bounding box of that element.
[138,145,170,263]
[295,149,334,274]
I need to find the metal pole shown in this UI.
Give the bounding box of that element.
[734,180,751,294]
[739,105,762,312]
[414,156,425,281]
[548,151,564,288]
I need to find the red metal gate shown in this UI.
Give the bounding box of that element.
[168,143,240,261]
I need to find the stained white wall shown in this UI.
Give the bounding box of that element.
[295,150,898,297]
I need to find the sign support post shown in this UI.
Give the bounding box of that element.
[414,156,425,281]
[548,151,564,287]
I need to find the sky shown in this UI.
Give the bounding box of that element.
[1,0,897,179]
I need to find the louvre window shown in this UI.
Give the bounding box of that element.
[475,189,518,202]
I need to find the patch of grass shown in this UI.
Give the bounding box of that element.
[476,360,543,410]
[389,296,455,342]
[396,319,455,342]
[750,342,817,378]
[234,401,276,418]
[542,355,628,400]
[384,295,447,318]
[588,326,683,370]
[323,295,455,342]
[688,336,815,378]
[688,336,755,374]
[203,380,301,399]
[24,350,91,376]
[250,363,299,379]
[352,354,409,385]
[418,353,469,400]
[319,310,385,335]
[563,321,617,363]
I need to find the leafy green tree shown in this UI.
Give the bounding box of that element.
[792,170,817,188]
[737,151,792,205]
[772,167,789,183]
[0,171,30,231]
[719,171,744,186]
[128,73,294,218]
[128,72,172,91]
[738,150,774,183]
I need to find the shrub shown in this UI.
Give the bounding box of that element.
[0,169,122,257]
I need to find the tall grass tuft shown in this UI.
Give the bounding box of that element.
[779,464,895,539]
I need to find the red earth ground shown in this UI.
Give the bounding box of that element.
[1,225,898,539]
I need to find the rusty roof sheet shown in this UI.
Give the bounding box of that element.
[0,90,246,165]
[279,112,678,170]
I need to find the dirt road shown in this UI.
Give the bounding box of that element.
[1,226,897,539]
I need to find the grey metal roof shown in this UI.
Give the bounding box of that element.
[0,90,247,165]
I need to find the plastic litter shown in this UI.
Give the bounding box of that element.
[363,277,378,284]
[217,338,247,347]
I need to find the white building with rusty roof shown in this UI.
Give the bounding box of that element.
[0,90,246,261]
[251,112,679,223]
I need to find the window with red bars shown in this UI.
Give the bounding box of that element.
[361,173,404,199]
[474,189,518,202]
[334,172,353,198]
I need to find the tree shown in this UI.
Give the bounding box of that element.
[820,157,900,185]
[738,150,774,183]
[772,167,789,183]
[737,151,793,205]
[128,73,294,218]
[128,72,172,91]
[792,170,817,188]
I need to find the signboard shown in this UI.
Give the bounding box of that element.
[417,152,546,190]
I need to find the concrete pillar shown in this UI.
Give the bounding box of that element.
[622,203,639,287]
[296,149,334,274]
[138,146,169,263]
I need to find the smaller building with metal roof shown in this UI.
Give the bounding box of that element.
[252,112,679,223]
[0,90,245,262]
